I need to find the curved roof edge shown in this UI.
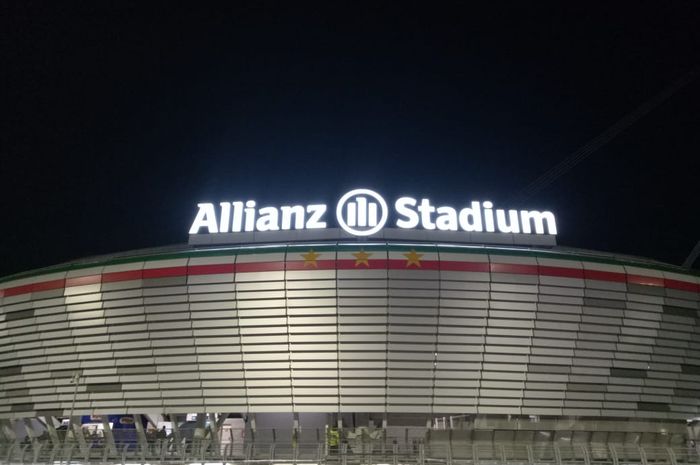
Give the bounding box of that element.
[1,239,698,285]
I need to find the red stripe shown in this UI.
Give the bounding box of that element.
[334,258,385,269]
[335,259,390,270]
[5,278,70,296]
[538,265,585,279]
[419,260,443,270]
[2,259,699,298]
[32,279,66,292]
[188,264,235,275]
[315,259,338,270]
[490,263,538,275]
[371,259,390,269]
[234,262,285,273]
[440,261,490,272]
[627,274,664,287]
[65,275,101,287]
[102,270,143,283]
[3,283,34,297]
[387,259,441,270]
[142,266,188,279]
[336,259,359,270]
[664,278,700,293]
[584,269,627,283]
[285,260,337,271]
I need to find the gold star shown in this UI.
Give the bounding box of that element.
[404,249,423,268]
[301,249,320,268]
[352,249,372,267]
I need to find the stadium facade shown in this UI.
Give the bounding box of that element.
[0,189,699,464]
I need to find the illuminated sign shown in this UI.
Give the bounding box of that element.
[189,188,557,236]
[336,188,389,236]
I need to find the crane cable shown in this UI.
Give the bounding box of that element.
[514,67,699,202]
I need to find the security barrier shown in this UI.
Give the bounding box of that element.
[1,429,699,465]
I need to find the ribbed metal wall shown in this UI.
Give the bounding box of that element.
[0,243,698,420]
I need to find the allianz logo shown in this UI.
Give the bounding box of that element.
[189,188,557,237]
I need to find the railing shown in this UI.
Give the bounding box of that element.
[0,438,698,465]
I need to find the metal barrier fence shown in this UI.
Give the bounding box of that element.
[1,439,699,465]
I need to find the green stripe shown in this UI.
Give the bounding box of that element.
[1,242,698,285]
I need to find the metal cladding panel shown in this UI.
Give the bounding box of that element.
[0,243,699,419]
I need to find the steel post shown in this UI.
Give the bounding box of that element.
[101,415,117,456]
[132,414,148,461]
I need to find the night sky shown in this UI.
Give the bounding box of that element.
[2,2,699,278]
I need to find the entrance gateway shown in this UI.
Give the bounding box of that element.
[188,187,558,238]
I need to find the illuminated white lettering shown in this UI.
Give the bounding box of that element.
[496,209,520,233]
[305,204,327,229]
[368,202,378,226]
[520,210,557,234]
[256,207,279,231]
[189,203,218,234]
[190,189,557,237]
[218,202,231,233]
[244,200,256,232]
[346,202,357,227]
[395,197,419,228]
[435,206,458,231]
[417,198,436,230]
[356,197,368,227]
[483,201,495,232]
[231,201,244,232]
[458,201,483,232]
[281,205,305,230]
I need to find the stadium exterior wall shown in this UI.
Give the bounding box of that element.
[0,242,699,423]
